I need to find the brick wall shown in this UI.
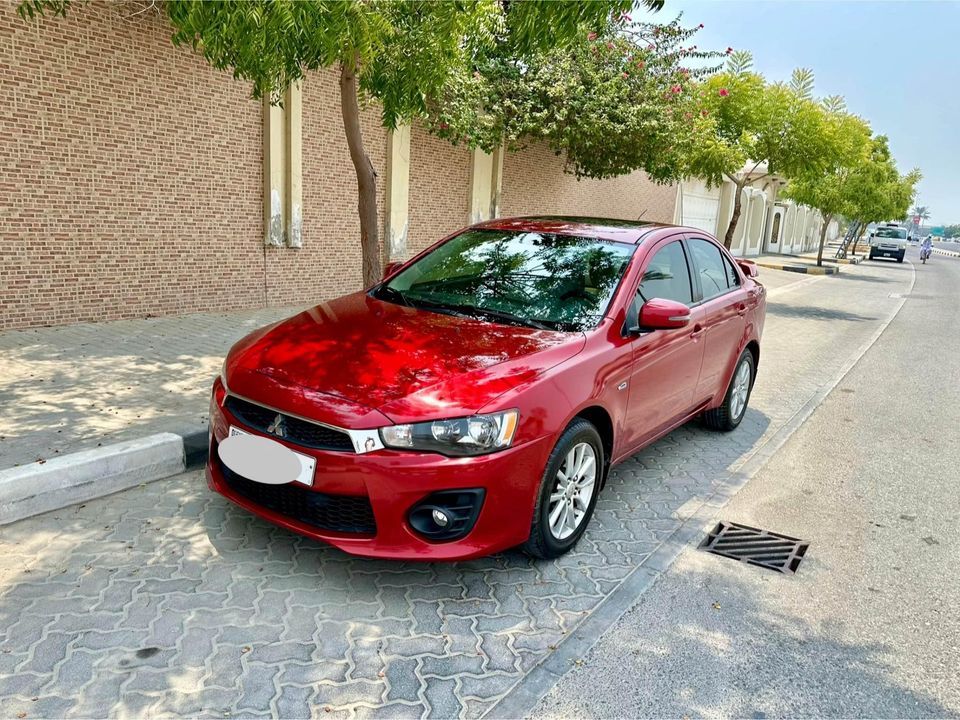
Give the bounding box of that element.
[1,4,679,331]
[1,2,264,329]
[406,124,471,255]
[500,142,678,224]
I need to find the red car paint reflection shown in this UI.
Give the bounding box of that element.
[206,217,765,560]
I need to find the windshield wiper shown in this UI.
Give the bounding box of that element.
[448,305,555,331]
[374,285,412,307]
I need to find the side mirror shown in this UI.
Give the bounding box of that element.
[382,261,403,280]
[626,298,690,334]
[737,259,759,278]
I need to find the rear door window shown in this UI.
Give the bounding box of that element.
[687,238,733,301]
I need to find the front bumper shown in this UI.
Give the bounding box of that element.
[206,382,553,560]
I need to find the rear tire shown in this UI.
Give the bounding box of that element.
[522,419,603,559]
[702,350,756,432]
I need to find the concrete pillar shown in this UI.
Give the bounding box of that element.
[469,149,494,224]
[761,180,780,253]
[469,146,505,223]
[490,147,504,219]
[284,84,303,248]
[263,99,285,247]
[716,180,736,239]
[263,85,303,248]
[384,124,411,261]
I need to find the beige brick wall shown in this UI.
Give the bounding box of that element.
[1,4,679,331]
[406,124,471,255]
[1,2,264,329]
[500,142,678,224]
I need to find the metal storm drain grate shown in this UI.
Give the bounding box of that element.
[699,522,809,575]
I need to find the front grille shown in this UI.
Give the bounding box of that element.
[224,396,354,452]
[219,458,376,535]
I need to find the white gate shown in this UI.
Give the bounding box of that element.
[681,181,721,236]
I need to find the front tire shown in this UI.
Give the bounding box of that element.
[522,419,603,559]
[702,350,756,432]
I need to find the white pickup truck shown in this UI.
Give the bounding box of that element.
[868,224,907,263]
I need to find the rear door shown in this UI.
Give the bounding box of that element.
[685,236,749,404]
[621,238,707,453]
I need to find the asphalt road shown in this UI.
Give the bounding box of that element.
[531,247,960,718]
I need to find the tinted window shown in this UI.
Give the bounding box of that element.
[637,241,693,305]
[724,256,741,288]
[688,238,731,301]
[379,230,636,331]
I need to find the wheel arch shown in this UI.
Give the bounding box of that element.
[572,405,614,489]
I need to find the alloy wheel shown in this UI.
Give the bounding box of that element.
[547,442,597,540]
[730,358,752,420]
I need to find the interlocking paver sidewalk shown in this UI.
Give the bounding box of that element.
[0,306,303,469]
[0,260,915,719]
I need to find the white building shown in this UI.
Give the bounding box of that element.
[675,165,840,257]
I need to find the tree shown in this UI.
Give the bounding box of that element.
[829,135,920,258]
[910,204,931,237]
[780,108,872,265]
[687,54,839,249]
[427,15,723,185]
[20,0,657,287]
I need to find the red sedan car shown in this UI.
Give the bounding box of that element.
[207,217,765,560]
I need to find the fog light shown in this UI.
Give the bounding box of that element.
[431,509,450,527]
[408,489,486,542]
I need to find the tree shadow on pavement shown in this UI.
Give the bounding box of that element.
[766,303,876,323]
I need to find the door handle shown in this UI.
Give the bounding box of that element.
[690,323,705,339]
[737,303,747,316]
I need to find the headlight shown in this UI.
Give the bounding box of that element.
[380,410,519,457]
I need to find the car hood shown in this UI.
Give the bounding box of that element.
[224,292,586,424]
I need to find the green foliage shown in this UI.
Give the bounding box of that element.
[944,225,960,239]
[789,68,815,100]
[428,15,724,182]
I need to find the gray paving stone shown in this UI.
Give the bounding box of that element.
[383,657,422,704]
[422,676,461,719]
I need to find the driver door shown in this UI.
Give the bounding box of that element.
[622,238,707,453]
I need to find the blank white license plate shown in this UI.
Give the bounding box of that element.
[228,425,316,486]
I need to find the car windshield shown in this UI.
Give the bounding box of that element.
[373,229,636,332]
[875,227,907,239]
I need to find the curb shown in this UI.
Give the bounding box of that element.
[754,260,840,275]
[483,259,917,720]
[933,247,960,258]
[0,428,208,526]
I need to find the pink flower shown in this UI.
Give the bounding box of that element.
[607,42,615,50]
[701,109,710,117]
[718,88,729,97]
[622,72,630,79]
[726,47,734,54]
[439,122,449,130]
[587,31,597,40]
[636,60,645,68]
[671,84,682,94]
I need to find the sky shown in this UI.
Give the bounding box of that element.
[643,0,960,226]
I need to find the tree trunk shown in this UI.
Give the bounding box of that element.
[340,55,381,288]
[851,222,866,256]
[722,182,744,250]
[816,213,833,267]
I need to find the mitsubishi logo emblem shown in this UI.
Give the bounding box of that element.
[266,414,287,438]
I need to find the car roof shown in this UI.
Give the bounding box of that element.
[472,216,700,245]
